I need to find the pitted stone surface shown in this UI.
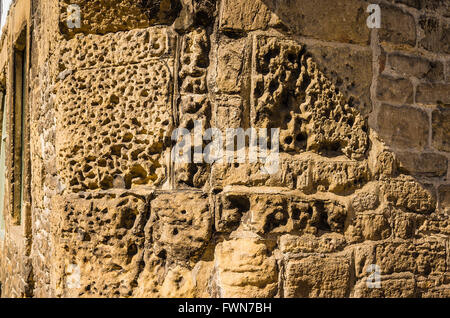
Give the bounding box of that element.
[59,0,182,37]
[55,61,173,191]
[251,35,369,160]
[52,193,150,297]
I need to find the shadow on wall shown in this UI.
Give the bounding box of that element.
[260,0,449,215]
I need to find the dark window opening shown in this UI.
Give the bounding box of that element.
[12,27,28,225]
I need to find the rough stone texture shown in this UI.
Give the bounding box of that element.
[432,106,450,152]
[418,15,450,54]
[305,44,373,115]
[379,3,416,47]
[417,83,450,105]
[439,185,450,214]
[396,152,448,177]
[386,53,444,82]
[219,0,276,33]
[283,253,352,297]
[214,238,278,297]
[150,192,212,266]
[0,0,448,299]
[377,104,429,151]
[380,176,436,213]
[59,0,182,38]
[51,193,150,297]
[418,15,441,52]
[394,0,450,14]
[55,27,175,192]
[376,75,414,104]
[251,35,369,160]
[263,0,371,45]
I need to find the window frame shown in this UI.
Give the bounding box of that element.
[9,24,30,229]
[0,89,6,240]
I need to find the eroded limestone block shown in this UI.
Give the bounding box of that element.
[353,273,417,298]
[308,160,370,193]
[417,83,450,105]
[262,0,370,45]
[55,60,173,192]
[215,191,347,235]
[377,104,429,151]
[279,233,347,255]
[215,192,250,233]
[175,94,211,189]
[52,193,150,297]
[375,151,398,178]
[179,28,209,95]
[374,239,447,275]
[418,15,444,53]
[175,163,210,189]
[380,175,436,213]
[421,286,450,298]
[174,27,212,189]
[134,250,216,298]
[57,27,174,72]
[438,185,450,214]
[432,106,450,152]
[159,266,196,297]
[150,192,212,265]
[283,253,352,298]
[376,75,414,104]
[351,190,380,212]
[396,152,448,177]
[305,44,373,115]
[211,160,291,189]
[59,0,181,37]
[251,35,369,160]
[174,0,217,30]
[55,28,176,193]
[216,38,249,94]
[379,3,416,46]
[288,197,347,234]
[416,274,450,298]
[211,154,370,194]
[219,0,276,33]
[387,52,444,82]
[249,195,290,234]
[353,243,376,279]
[345,208,392,243]
[214,238,278,297]
[417,215,450,236]
[392,212,420,239]
[132,252,165,297]
[215,95,245,129]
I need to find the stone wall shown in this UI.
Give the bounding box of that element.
[0,0,34,297]
[0,0,449,298]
